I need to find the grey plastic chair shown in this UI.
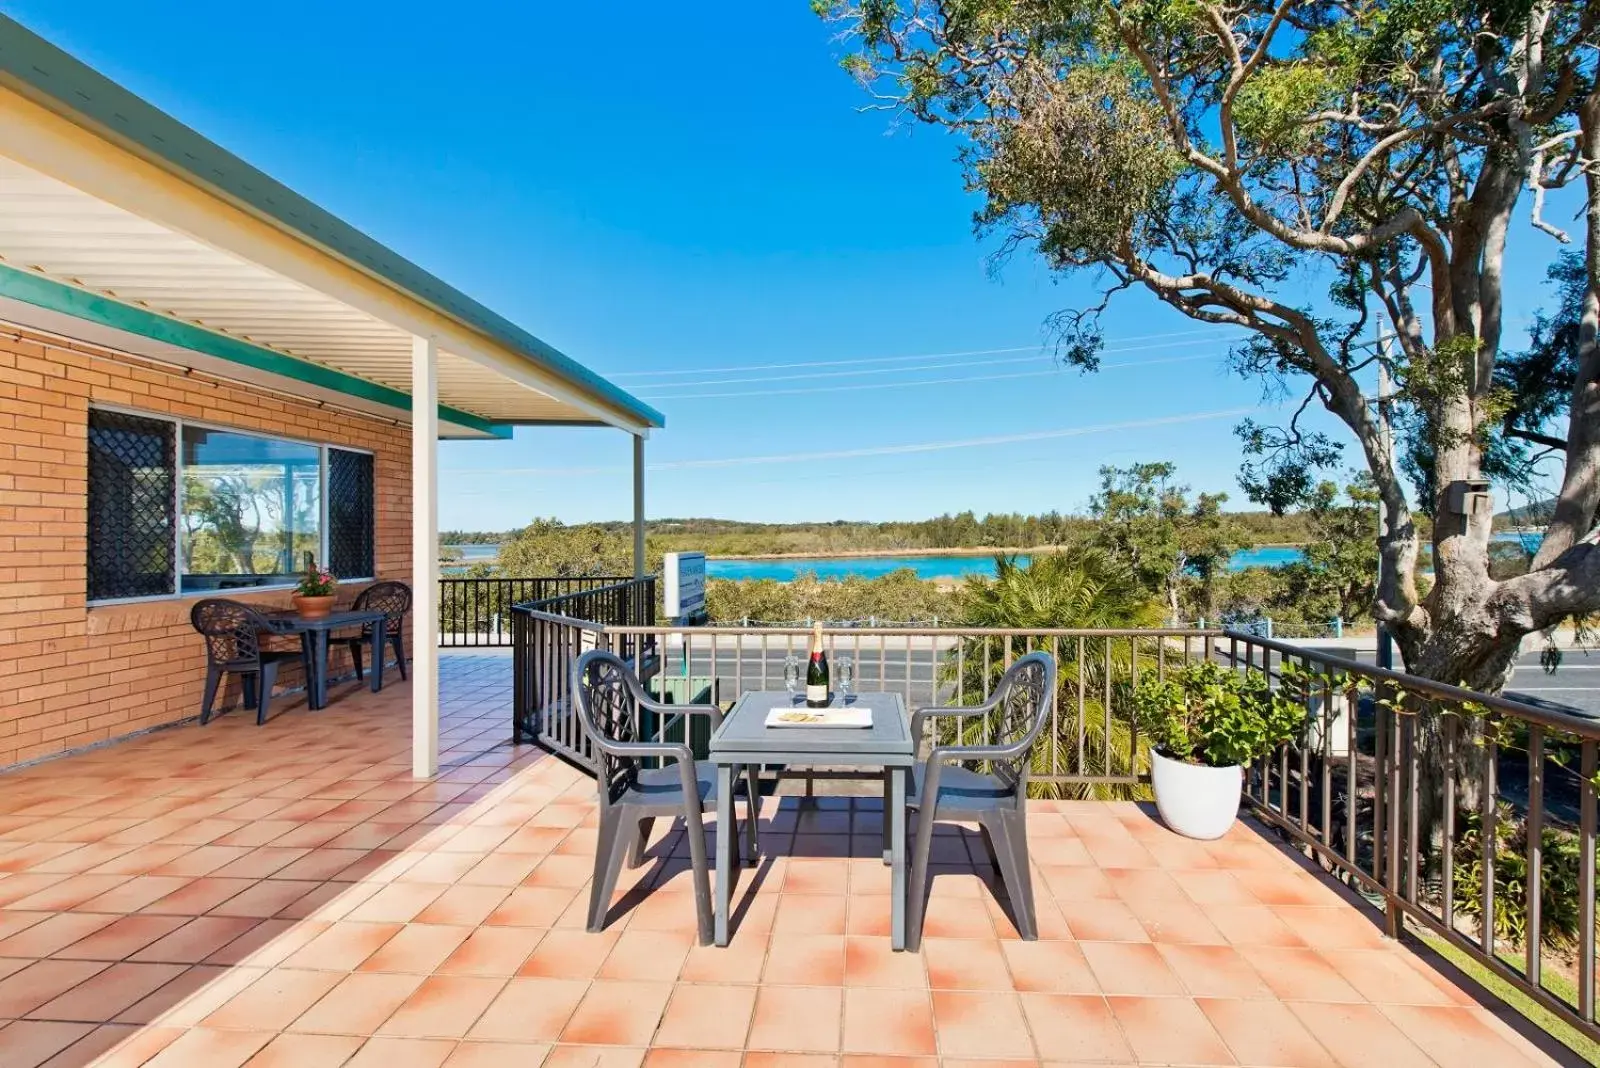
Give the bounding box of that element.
[907,650,1056,951]
[571,648,759,946]
[190,599,311,726]
[344,580,411,682]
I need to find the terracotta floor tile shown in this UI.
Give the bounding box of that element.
[283,920,403,970]
[208,879,323,918]
[653,982,758,1048]
[342,1036,456,1068]
[284,970,425,1036]
[81,875,195,913]
[773,894,849,936]
[207,917,324,966]
[0,959,110,1017]
[375,974,506,1039]
[541,1046,645,1067]
[113,963,234,1024]
[1274,903,1387,948]
[746,1055,841,1068]
[142,1027,275,1068]
[1078,940,1185,996]
[0,1020,95,1068]
[999,939,1099,994]
[923,936,1013,990]
[1106,994,1235,1065]
[131,916,262,964]
[52,913,187,961]
[414,885,510,926]
[1054,897,1149,943]
[468,977,589,1042]
[680,936,769,984]
[1238,946,1366,1003]
[762,933,846,987]
[748,985,843,1052]
[930,990,1034,1060]
[205,967,346,1031]
[37,1022,147,1068]
[0,912,119,957]
[26,961,188,1023]
[1205,903,1309,947]
[599,928,694,981]
[1158,943,1273,999]
[444,1040,555,1066]
[144,876,255,915]
[485,886,581,927]
[347,882,451,924]
[840,986,935,1057]
[1017,993,1134,1063]
[1322,948,1460,1006]
[440,926,544,977]
[558,978,672,1046]
[842,935,926,989]
[1288,1002,1437,1068]
[8,874,132,912]
[1202,996,1339,1066]
[1380,1003,1550,1066]
[243,1032,366,1067]
[360,923,472,975]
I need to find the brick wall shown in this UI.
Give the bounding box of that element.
[0,322,414,768]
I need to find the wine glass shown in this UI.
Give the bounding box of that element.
[782,653,802,702]
[836,655,855,701]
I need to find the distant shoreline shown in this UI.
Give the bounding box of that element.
[710,543,1305,562]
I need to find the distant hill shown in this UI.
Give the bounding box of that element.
[1495,498,1555,529]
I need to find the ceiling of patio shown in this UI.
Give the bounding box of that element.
[0,155,622,438]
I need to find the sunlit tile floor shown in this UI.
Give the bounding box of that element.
[0,654,1570,1066]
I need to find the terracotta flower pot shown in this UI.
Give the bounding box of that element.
[293,593,336,618]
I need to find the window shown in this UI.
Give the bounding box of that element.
[85,408,376,603]
[180,427,322,593]
[87,410,176,601]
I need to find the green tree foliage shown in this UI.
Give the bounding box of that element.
[1088,462,1252,621]
[496,519,661,578]
[816,0,1600,693]
[1270,476,1381,623]
[948,550,1164,796]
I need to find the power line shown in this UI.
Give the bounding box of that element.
[606,327,1245,381]
[637,351,1227,401]
[446,407,1254,480]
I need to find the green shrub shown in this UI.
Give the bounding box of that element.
[1453,803,1591,953]
[1132,660,1305,767]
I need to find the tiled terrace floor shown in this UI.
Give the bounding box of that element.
[0,655,1573,1067]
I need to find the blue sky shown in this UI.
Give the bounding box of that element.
[8,2,1572,531]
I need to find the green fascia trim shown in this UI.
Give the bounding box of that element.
[0,15,664,431]
[0,264,511,440]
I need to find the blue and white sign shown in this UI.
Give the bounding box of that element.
[663,551,707,621]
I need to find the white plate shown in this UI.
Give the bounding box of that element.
[763,705,873,729]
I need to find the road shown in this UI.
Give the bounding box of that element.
[1322,642,1600,719]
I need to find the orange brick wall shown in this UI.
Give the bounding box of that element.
[0,322,414,768]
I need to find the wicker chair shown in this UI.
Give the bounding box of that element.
[190,599,310,725]
[343,580,411,682]
[906,651,1056,950]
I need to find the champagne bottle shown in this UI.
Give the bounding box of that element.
[805,622,829,708]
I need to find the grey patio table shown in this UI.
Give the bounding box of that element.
[266,609,386,711]
[709,690,914,950]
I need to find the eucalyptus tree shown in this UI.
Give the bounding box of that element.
[816,0,1599,692]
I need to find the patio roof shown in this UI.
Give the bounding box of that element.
[0,15,663,440]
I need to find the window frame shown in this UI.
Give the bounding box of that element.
[87,404,377,606]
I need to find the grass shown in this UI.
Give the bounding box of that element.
[1413,928,1600,1065]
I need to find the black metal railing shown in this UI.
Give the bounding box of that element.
[439,576,638,647]
[1225,630,1600,1048]
[509,577,658,758]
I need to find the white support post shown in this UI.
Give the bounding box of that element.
[411,335,440,778]
[632,434,646,579]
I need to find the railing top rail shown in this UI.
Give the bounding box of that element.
[509,576,656,613]
[598,625,1224,638]
[1225,628,1600,739]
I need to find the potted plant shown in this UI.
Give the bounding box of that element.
[1132,660,1304,839]
[292,562,338,618]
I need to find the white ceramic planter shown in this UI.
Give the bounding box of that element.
[1150,749,1243,840]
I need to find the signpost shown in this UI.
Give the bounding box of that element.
[663,551,707,624]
